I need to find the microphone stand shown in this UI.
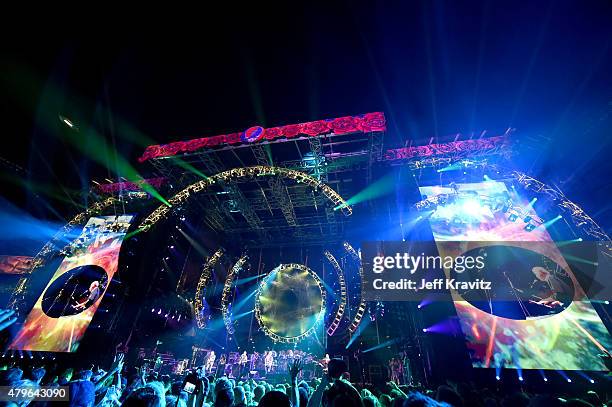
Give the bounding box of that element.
[503,271,530,319]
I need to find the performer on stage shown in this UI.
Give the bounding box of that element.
[287,349,294,362]
[388,358,402,384]
[399,351,412,385]
[251,351,259,371]
[238,351,248,378]
[205,350,216,373]
[264,350,274,374]
[279,350,288,372]
[322,353,330,372]
[216,354,227,378]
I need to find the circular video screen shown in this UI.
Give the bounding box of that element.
[41,264,108,318]
[450,245,574,320]
[255,264,324,341]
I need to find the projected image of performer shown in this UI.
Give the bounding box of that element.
[72,280,102,311]
[529,266,572,307]
[41,264,108,319]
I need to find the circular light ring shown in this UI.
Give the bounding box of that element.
[194,248,224,329]
[138,166,352,231]
[255,263,326,344]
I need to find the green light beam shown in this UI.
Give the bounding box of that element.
[335,172,396,210]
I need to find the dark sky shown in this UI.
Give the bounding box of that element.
[1,1,611,228]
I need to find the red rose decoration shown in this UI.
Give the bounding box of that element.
[358,112,386,132]
[331,116,358,135]
[415,145,434,157]
[163,142,184,156]
[302,120,330,136]
[384,150,399,160]
[403,147,417,159]
[281,124,302,138]
[224,133,241,145]
[264,127,283,140]
[435,143,454,154]
[174,141,189,154]
[456,140,476,152]
[138,145,165,162]
[184,138,207,152]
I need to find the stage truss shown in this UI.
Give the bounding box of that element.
[344,242,368,334]
[324,250,347,336]
[138,166,352,232]
[413,164,612,249]
[221,255,248,336]
[194,248,224,329]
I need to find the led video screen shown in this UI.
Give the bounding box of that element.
[9,215,133,352]
[419,181,611,370]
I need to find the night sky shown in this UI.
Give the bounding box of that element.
[1,1,611,229]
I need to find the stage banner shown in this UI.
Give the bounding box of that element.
[419,181,611,371]
[9,215,133,352]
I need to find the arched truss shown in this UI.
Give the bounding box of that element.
[221,254,248,336]
[12,166,351,311]
[138,166,353,231]
[254,263,326,344]
[511,171,610,245]
[343,242,368,334]
[343,241,359,261]
[412,160,611,248]
[194,248,224,329]
[324,250,347,336]
[26,197,118,272]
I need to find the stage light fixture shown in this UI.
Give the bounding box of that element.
[508,213,518,222]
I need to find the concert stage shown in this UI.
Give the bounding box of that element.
[3,112,611,390]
